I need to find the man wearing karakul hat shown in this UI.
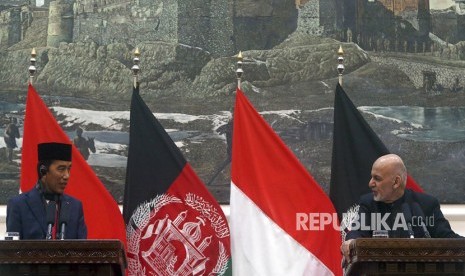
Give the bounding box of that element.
[6,142,87,239]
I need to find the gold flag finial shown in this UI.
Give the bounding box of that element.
[31,47,37,57]
[338,45,344,55]
[237,51,243,61]
[134,47,140,57]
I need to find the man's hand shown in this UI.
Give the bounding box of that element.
[341,239,355,265]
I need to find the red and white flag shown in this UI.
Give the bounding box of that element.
[230,89,342,275]
[20,84,126,244]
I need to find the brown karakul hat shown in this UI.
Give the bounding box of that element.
[38,142,72,161]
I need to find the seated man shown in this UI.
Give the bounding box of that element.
[6,142,87,239]
[341,154,462,263]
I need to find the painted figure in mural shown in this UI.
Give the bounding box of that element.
[4,117,20,162]
[376,37,382,52]
[451,77,462,93]
[347,28,353,43]
[384,38,390,52]
[73,127,96,161]
[207,118,233,186]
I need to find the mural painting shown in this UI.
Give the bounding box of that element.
[0,0,464,204]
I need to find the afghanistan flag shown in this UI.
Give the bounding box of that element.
[329,83,423,221]
[123,86,231,275]
[20,84,126,243]
[230,88,342,276]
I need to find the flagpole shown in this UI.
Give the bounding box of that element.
[28,48,37,85]
[337,45,344,86]
[131,47,140,88]
[236,51,243,90]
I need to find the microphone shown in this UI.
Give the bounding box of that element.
[45,201,56,240]
[401,203,414,238]
[412,202,431,238]
[58,201,70,240]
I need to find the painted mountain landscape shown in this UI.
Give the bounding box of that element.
[1,0,465,204]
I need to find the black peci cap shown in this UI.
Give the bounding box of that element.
[38,142,72,161]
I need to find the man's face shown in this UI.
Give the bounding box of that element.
[42,160,72,194]
[368,161,397,203]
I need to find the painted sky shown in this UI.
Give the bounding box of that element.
[36,0,455,9]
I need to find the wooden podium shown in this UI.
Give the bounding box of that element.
[345,238,465,275]
[0,240,126,275]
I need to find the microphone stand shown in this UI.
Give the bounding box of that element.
[412,202,431,238]
[402,203,415,238]
[407,222,414,239]
[45,201,56,240]
[58,200,70,240]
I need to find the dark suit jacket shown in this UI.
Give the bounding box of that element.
[346,189,462,240]
[6,187,87,239]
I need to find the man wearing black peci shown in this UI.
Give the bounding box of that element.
[341,154,463,263]
[6,142,87,240]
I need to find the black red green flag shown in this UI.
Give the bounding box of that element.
[329,83,423,220]
[123,86,231,275]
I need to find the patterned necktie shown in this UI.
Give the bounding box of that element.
[52,202,59,239]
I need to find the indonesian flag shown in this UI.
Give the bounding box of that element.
[123,86,231,275]
[230,88,342,276]
[329,83,423,220]
[20,84,126,244]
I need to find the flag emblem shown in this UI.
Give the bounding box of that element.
[124,86,231,275]
[127,193,230,276]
